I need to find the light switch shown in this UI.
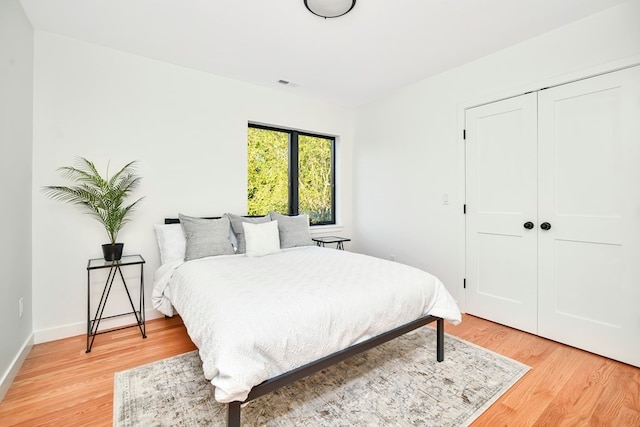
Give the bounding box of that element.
[442,193,449,205]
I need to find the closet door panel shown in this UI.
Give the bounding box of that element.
[465,93,538,334]
[537,66,640,367]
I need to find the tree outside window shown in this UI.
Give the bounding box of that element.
[247,124,335,225]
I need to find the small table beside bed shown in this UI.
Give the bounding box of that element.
[152,212,461,426]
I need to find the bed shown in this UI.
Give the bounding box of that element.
[152,214,461,426]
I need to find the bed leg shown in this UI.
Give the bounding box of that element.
[228,401,241,427]
[436,317,444,362]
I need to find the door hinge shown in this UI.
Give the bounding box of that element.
[463,204,466,214]
[463,129,466,140]
[463,278,466,289]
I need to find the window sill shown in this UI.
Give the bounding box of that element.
[310,224,344,235]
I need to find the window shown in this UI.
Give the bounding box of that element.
[247,124,335,225]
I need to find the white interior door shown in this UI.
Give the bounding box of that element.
[465,93,538,334]
[537,66,640,367]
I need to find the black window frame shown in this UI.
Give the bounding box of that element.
[248,123,336,226]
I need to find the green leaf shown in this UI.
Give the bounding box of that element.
[42,157,144,244]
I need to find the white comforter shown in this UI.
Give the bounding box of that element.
[152,246,461,403]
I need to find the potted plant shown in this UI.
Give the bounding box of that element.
[42,157,144,261]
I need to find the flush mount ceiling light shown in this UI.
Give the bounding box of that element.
[304,0,356,18]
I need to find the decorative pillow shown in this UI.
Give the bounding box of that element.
[224,213,271,254]
[243,220,281,257]
[178,214,235,261]
[269,212,313,249]
[153,223,186,265]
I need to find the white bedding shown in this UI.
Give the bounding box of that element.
[152,246,461,403]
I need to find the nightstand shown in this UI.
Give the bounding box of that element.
[312,236,351,250]
[86,254,146,352]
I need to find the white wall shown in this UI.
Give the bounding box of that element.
[31,32,354,342]
[0,0,34,401]
[353,0,640,306]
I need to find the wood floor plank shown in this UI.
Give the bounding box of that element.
[531,353,610,426]
[589,360,640,427]
[0,314,638,426]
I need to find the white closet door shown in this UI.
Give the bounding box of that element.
[537,66,640,366]
[465,93,538,334]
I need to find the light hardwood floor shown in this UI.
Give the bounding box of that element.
[1,314,638,426]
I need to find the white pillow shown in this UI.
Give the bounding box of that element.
[224,213,271,254]
[153,223,186,264]
[243,220,281,257]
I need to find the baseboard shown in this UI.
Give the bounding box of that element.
[0,332,34,403]
[34,309,164,344]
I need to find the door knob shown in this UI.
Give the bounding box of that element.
[523,221,534,230]
[540,222,552,230]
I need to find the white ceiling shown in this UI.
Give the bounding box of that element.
[20,0,629,107]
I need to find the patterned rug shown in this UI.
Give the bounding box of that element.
[114,327,529,426]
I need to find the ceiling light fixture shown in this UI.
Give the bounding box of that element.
[304,0,356,19]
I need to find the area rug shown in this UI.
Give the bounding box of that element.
[114,327,529,426]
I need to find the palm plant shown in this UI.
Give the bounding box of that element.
[42,157,144,246]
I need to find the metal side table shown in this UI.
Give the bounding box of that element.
[312,236,351,250]
[86,254,146,352]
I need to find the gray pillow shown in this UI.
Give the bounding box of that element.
[224,213,271,254]
[179,214,235,261]
[269,212,313,249]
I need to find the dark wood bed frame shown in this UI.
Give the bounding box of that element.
[164,217,446,426]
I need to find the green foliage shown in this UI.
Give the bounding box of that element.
[42,157,144,244]
[247,128,333,224]
[247,128,288,215]
[299,135,332,223]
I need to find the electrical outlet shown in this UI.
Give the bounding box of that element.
[19,297,24,318]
